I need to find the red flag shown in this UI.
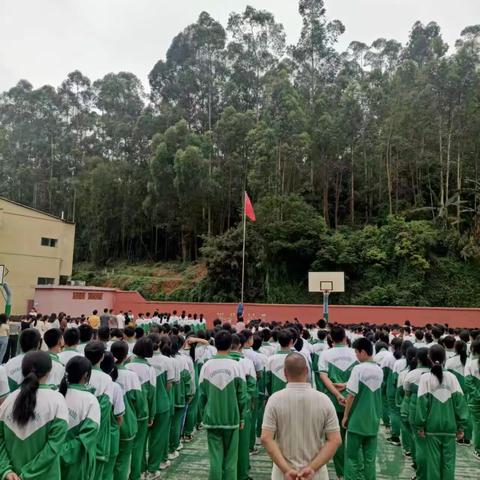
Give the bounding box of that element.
[245,192,256,222]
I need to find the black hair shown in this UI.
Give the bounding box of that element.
[454,340,468,367]
[330,326,346,344]
[401,340,413,357]
[0,313,7,325]
[134,327,145,340]
[317,330,328,341]
[459,330,470,343]
[100,352,118,381]
[415,347,432,368]
[159,335,172,357]
[124,326,135,338]
[79,324,93,343]
[84,341,106,365]
[133,337,154,358]
[110,328,123,339]
[19,328,42,353]
[429,344,446,385]
[414,329,424,341]
[261,329,271,342]
[252,334,262,351]
[278,330,292,348]
[13,351,52,426]
[148,333,161,351]
[443,335,455,350]
[353,337,373,356]
[59,356,92,396]
[43,328,63,349]
[471,339,480,370]
[405,347,417,371]
[98,326,110,342]
[375,341,388,354]
[110,340,129,364]
[215,330,232,351]
[231,334,241,350]
[64,328,80,347]
[391,337,403,360]
[424,332,433,344]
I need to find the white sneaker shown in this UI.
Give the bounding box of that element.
[168,451,179,460]
[147,472,160,480]
[160,461,171,470]
[255,437,262,446]
[176,443,184,451]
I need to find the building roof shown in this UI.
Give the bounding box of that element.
[0,196,74,224]
[35,285,119,292]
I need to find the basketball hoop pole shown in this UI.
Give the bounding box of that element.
[323,290,330,323]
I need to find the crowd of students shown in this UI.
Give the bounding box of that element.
[0,313,477,480]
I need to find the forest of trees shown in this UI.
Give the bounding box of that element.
[2,1,480,306]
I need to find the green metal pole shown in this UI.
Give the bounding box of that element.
[2,283,12,316]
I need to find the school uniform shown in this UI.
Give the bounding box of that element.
[265,351,290,395]
[126,358,156,480]
[345,361,383,480]
[61,384,101,480]
[0,385,69,479]
[168,354,191,454]
[103,382,125,480]
[4,352,25,391]
[403,366,430,477]
[199,354,248,480]
[88,367,116,480]
[46,352,65,387]
[59,347,80,366]
[396,367,414,455]
[230,352,256,480]
[182,352,198,438]
[465,357,480,454]
[374,348,390,427]
[318,344,358,478]
[113,366,143,480]
[415,371,469,480]
[147,352,175,472]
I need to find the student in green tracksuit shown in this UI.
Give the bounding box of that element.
[403,348,431,479]
[265,330,294,395]
[146,333,175,474]
[319,326,358,479]
[59,356,100,480]
[199,330,248,480]
[465,339,480,460]
[168,335,192,457]
[100,352,125,480]
[251,334,268,442]
[342,338,384,480]
[84,341,117,480]
[397,346,417,457]
[43,328,65,387]
[446,340,472,445]
[374,341,391,428]
[0,351,68,480]
[415,345,469,480]
[126,337,157,480]
[111,341,143,480]
[230,333,257,480]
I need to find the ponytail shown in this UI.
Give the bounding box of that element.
[471,339,480,370]
[59,356,92,396]
[454,340,468,367]
[13,351,51,426]
[429,344,446,385]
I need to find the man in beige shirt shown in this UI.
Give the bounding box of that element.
[262,353,341,480]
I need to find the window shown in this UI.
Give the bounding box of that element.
[41,237,58,247]
[37,277,55,285]
[59,275,69,285]
[72,292,86,300]
[88,292,103,300]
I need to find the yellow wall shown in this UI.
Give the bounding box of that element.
[0,198,75,315]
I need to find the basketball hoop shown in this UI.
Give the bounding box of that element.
[308,272,345,323]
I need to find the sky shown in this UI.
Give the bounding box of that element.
[1,0,479,92]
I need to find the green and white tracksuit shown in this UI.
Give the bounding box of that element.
[465,357,480,453]
[381,354,405,438]
[446,354,473,441]
[311,341,328,392]
[265,351,290,395]
[230,352,257,480]
[58,347,80,366]
[319,344,358,478]
[0,384,69,480]
[126,358,157,480]
[169,354,192,453]
[61,384,101,480]
[0,368,9,400]
[47,352,65,387]
[147,352,175,471]
[199,354,248,480]
[374,348,390,427]
[182,352,198,437]
[402,366,430,476]
[345,361,383,480]
[396,367,413,455]
[194,345,216,426]
[88,368,116,480]
[414,371,469,480]
[4,352,25,391]
[114,366,143,480]
[104,383,125,480]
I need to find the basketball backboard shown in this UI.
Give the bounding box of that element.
[308,272,345,293]
[0,265,4,284]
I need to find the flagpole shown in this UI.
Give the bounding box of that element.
[241,191,247,304]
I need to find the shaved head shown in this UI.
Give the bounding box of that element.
[284,352,308,382]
